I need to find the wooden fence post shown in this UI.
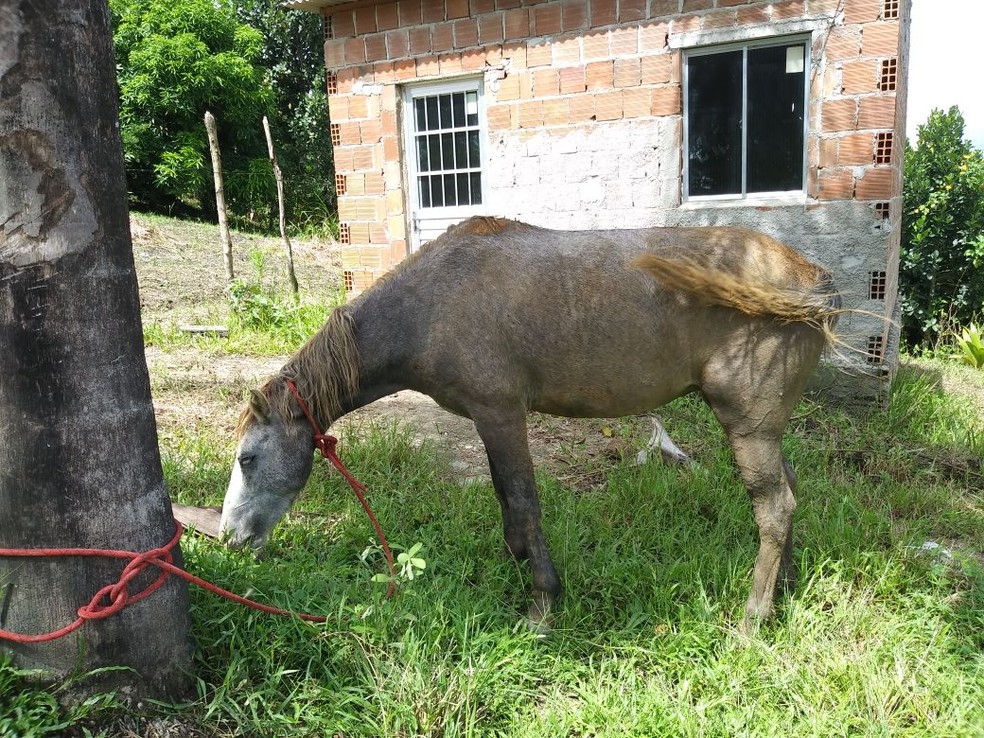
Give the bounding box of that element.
[204,110,235,284]
[263,116,299,298]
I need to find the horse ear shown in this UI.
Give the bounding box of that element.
[249,389,271,423]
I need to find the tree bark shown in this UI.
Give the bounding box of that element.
[262,116,299,298]
[0,0,193,701]
[204,110,235,284]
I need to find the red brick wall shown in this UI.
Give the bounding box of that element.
[814,0,904,204]
[323,0,909,295]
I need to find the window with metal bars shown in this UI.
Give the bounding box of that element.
[409,85,484,209]
[685,37,809,198]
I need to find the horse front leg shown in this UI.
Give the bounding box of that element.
[473,408,561,633]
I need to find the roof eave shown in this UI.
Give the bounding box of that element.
[282,0,342,12]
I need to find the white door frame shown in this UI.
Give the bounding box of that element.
[402,77,489,252]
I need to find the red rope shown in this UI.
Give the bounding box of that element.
[0,379,396,644]
[284,379,397,596]
[0,520,327,644]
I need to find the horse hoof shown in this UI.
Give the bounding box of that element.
[524,616,552,637]
[525,593,555,636]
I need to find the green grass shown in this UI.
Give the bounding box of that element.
[142,298,337,356]
[0,661,122,737]
[5,367,984,737]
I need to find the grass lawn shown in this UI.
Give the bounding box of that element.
[2,215,983,737]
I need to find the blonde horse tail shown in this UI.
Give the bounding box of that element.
[632,253,842,342]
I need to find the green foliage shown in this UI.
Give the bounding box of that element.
[0,655,122,737]
[367,542,428,583]
[109,0,336,233]
[901,107,984,348]
[0,659,64,737]
[233,0,336,232]
[226,249,337,350]
[957,323,984,369]
[111,0,273,214]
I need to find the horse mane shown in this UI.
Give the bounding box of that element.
[445,216,532,237]
[238,217,530,435]
[236,307,360,437]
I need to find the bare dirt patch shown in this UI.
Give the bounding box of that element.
[132,214,340,326]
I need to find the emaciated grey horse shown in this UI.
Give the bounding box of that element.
[220,217,839,630]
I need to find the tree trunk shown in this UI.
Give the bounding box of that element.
[0,0,193,701]
[262,116,300,298]
[204,110,235,284]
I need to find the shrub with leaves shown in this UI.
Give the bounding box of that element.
[900,107,984,349]
[957,323,984,369]
[225,250,336,348]
[234,0,337,231]
[110,0,272,213]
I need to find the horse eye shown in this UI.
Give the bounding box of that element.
[238,454,255,468]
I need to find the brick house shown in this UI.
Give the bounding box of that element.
[288,0,911,396]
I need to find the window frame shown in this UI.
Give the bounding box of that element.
[683,34,812,203]
[402,77,489,217]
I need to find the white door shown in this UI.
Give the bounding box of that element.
[404,79,487,251]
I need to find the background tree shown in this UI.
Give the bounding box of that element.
[900,106,984,348]
[110,0,273,217]
[1,0,192,698]
[234,0,336,233]
[109,0,335,232]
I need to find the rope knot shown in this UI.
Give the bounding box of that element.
[77,544,174,622]
[314,433,338,458]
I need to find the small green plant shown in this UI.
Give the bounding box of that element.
[0,655,123,736]
[226,278,277,330]
[226,251,275,328]
[956,323,984,368]
[363,541,427,583]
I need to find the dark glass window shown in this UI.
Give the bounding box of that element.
[687,51,742,196]
[687,40,807,197]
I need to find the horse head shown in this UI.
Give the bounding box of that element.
[219,383,315,550]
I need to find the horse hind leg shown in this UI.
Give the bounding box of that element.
[780,455,798,593]
[727,432,797,628]
[699,328,817,628]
